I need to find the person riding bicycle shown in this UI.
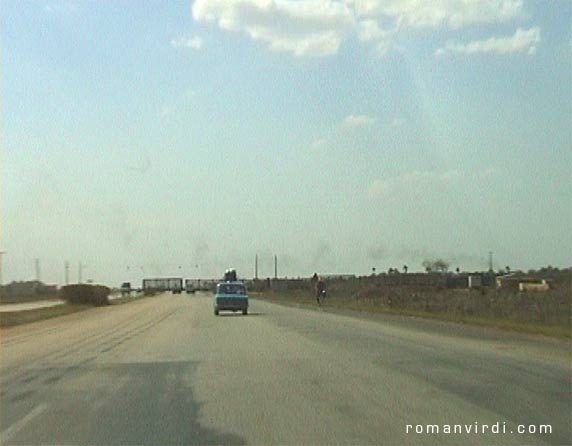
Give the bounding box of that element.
[315,277,326,305]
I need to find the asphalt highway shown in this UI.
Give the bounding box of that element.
[1,293,570,445]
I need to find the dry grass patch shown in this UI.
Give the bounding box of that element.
[255,289,571,339]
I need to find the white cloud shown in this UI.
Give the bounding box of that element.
[191,0,535,58]
[368,170,463,197]
[192,0,355,57]
[342,114,376,129]
[358,18,398,55]
[348,0,523,29]
[435,27,540,56]
[391,118,405,127]
[171,36,204,49]
[357,19,383,41]
[351,0,525,57]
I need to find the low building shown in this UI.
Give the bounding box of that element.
[519,280,550,292]
[496,274,551,292]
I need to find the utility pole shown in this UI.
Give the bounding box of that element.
[65,261,70,285]
[274,255,278,279]
[35,258,41,282]
[488,251,493,273]
[0,251,5,286]
[78,263,83,284]
[255,254,258,280]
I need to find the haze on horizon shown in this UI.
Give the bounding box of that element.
[2,0,571,286]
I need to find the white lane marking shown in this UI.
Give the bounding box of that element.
[1,403,48,443]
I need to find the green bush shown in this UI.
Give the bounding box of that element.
[60,284,110,306]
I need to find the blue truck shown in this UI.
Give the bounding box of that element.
[214,280,248,316]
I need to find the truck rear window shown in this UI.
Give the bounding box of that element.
[218,284,246,295]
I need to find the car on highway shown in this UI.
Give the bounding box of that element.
[214,281,248,316]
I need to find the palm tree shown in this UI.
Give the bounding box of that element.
[403,265,408,274]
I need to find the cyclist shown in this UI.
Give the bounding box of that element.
[315,277,326,305]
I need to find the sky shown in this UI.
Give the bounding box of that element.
[1,0,571,286]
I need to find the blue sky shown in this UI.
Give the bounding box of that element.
[2,0,571,285]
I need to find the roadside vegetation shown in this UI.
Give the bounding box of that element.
[60,284,111,306]
[252,269,571,339]
[0,281,60,304]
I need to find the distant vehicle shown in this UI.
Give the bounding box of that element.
[185,279,195,294]
[120,282,131,296]
[142,278,183,294]
[214,281,248,316]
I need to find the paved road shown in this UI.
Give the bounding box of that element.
[0,300,65,313]
[1,293,570,445]
[0,293,128,313]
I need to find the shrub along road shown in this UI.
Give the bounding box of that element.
[1,293,570,445]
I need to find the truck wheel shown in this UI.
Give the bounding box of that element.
[242,309,248,315]
[214,309,219,316]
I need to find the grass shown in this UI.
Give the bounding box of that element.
[254,290,572,339]
[0,304,93,328]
